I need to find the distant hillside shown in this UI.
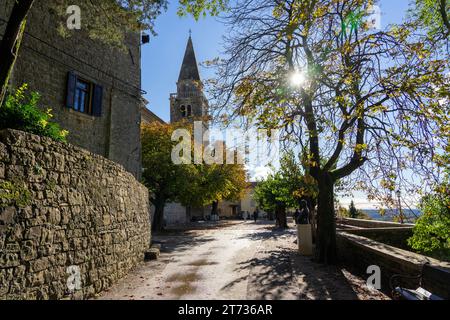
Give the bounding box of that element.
[362,209,422,223]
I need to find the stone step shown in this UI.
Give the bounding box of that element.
[144,244,161,261]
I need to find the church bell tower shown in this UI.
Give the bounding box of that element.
[170,35,209,126]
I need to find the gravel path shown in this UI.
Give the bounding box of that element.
[98,221,389,300]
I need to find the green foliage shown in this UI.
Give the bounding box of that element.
[408,178,450,261]
[179,161,248,209]
[141,122,247,209]
[279,151,319,204]
[0,180,32,208]
[177,0,228,20]
[48,0,228,49]
[254,172,291,213]
[50,0,168,48]
[254,151,319,213]
[0,84,69,142]
[141,122,192,206]
[410,0,450,39]
[346,200,370,219]
[336,206,349,218]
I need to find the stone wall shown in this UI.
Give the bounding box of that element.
[342,228,413,250]
[0,130,151,300]
[337,218,415,251]
[338,217,415,229]
[0,0,142,178]
[337,232,450,297]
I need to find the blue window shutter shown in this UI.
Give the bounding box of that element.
[66,71,77,108]
[92,84,103,117]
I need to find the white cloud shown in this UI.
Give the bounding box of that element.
[248,166,273,182]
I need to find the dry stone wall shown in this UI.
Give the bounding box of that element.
[0,130,150,300]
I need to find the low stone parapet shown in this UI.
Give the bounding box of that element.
[337,232,450,297]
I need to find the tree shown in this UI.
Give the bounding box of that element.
[411,0,450,40]
[206,160,248,217]
[141,122,194,231]
[408,175,450,261]
[143,122,247,230]
[349,201,358,219]
[254,173,291,229]
[279,151,319,235]
[279,151,318,210]
[178,157,248,220]
[0,0,226,107]
[254,152,318,229]
[0,0,34,108]
[209,0,449,264]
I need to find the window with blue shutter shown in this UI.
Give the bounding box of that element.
[66,72,103,117]
[66,71,77,109]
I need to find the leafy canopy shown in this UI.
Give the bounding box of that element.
[410,0,450,39]
[179,159,248,208]
[408,175,450,261]
[49,0,228,48]
[141,121,194,205]
[254,151,318,212]
[209,0,449,209]
[142,121,247,209]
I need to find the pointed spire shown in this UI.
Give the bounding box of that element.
[178,34,201,82]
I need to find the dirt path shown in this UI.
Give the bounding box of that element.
[98,221,389,300]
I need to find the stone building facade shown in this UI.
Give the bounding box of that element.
[0,0,142,178]
[218,183,261,218]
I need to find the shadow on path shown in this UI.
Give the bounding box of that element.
[225,224,360,300]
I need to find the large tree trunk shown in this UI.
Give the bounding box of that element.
[308,197,318,244]
[276,205,288,229]
[152,200,165,232]
[186,206,192,222]
[315,172,337,264]
[211,200,219,216]
[0,0,35,107]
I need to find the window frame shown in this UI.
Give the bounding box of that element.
[73,77,93,115]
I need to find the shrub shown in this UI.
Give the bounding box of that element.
[408,180,450,261]
[0,84,69,142]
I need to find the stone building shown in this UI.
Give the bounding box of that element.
[0,0,142,178]
[218,183,266,219]
[141,101,165,125]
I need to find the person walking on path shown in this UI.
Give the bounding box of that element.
[253,209,259,223]
[294,208,301,225]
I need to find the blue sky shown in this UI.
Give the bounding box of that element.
[142,0,411,122]
[141,0,414,209]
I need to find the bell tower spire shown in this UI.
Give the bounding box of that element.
[178,34,201,82]
[170,34,209,125]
